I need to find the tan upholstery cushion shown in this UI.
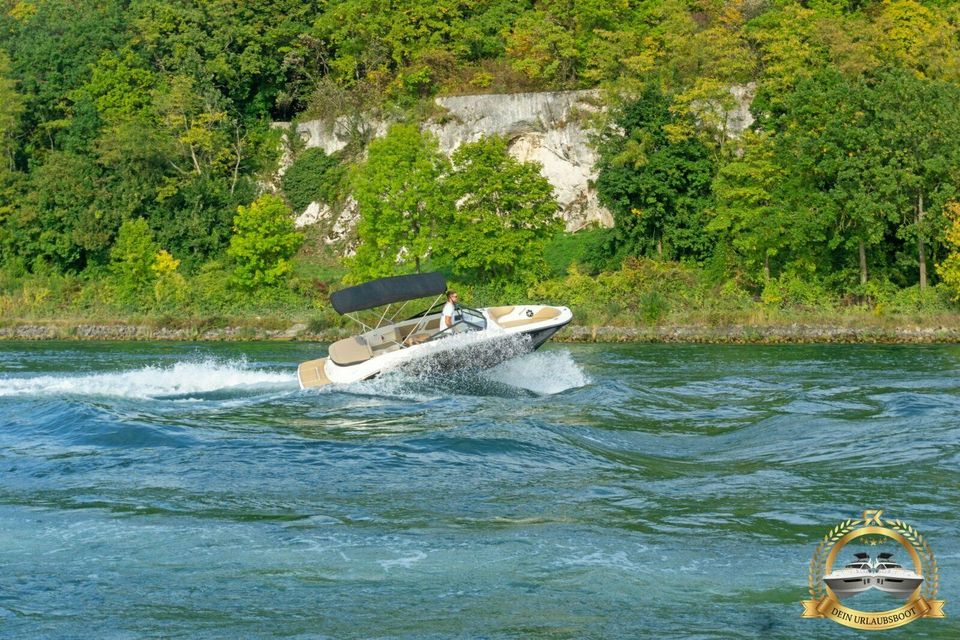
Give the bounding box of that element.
[498,307,561,328]
[329,336,373,366]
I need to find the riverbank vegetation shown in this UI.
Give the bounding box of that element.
[2,1,960,336]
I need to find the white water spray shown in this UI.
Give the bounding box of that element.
[483,349,590,395]
[0,359,296,399]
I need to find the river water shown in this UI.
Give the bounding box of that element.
[1,341,958,638]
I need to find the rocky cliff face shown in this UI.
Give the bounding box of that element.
[286,90,613,242]
[283,86,755,246]
[428,91,611,231]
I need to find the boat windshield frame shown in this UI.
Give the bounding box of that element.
[424,306,487,343]
[340,298,488,351]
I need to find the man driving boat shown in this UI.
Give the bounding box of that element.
[442,290,459,329]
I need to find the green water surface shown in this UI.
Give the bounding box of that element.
[0,342,957,638]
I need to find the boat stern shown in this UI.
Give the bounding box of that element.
[297,357,333,389]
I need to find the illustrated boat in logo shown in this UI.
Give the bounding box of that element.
[873,552,924,599]
[823,552,874,599]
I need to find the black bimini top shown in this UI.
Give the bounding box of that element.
[330,272,447,314]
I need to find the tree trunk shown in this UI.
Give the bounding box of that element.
[858,239,867,286]
[917,192,926,292]
[763,254,770,283]
[656,237,663,258]
[415,255,421,274]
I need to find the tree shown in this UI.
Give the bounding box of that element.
[442,136,561,283]
[935,201,960,300]
[871,0,960,82]
[227,194,302,289]
[0,50,24,260]
[506,10,580,87]
[0,50,24,171]
[773,70,897,287]
[349,124,451,281]
[10,151,106,272]
[595,85,716,262]
[0,0,128,153]
[870,70,960,291]
[709,131,786,283]
[109,218,159,306]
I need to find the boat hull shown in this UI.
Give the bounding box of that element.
[824,576,873,599]
[873,575,923,598]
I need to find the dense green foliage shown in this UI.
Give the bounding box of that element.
[443,136,560,283]
[349,124,452,281]
[281,148,345,212]
[596,84,716,264]
[349,131,560,285]
[228,195,302,289]
[3,0,960,326]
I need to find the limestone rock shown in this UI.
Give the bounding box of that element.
[279,87,756,249]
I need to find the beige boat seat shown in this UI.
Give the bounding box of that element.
[367,327,402,351]
[498,306,561,328]
[328,336,373,366]
[398,317,441,340]
[487,306,515,321]
[403,332,432,346]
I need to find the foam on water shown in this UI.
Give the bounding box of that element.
[483,349,590,395]
[0,358,296,399]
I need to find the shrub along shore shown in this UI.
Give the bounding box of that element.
[3,255,959,344]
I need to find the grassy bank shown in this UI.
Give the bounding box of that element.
[3,248,959,344]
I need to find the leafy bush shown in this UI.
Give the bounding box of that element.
[227,195,302,290]
[761,271,834,310]
[936,201,960,301]
[528,257,708,322]
[281,148,346,213]
[109,219,158,308]
[543,228,610,277]
[151,250,187,310]
[872,284,954,315]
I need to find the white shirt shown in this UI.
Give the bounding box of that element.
[442,301,455,327]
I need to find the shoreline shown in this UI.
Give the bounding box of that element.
[2,321,960,344]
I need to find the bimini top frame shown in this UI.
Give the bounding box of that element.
[331,272,448,337]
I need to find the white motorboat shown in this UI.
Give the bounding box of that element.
[297,272,573,389]
[823,552,874,599]
[873,552,923,599]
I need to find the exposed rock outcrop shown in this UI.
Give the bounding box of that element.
[283,90,612,240]
[427,91,610,231]
[281,86,756,246]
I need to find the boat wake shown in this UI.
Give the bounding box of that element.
[0,358,296,400]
